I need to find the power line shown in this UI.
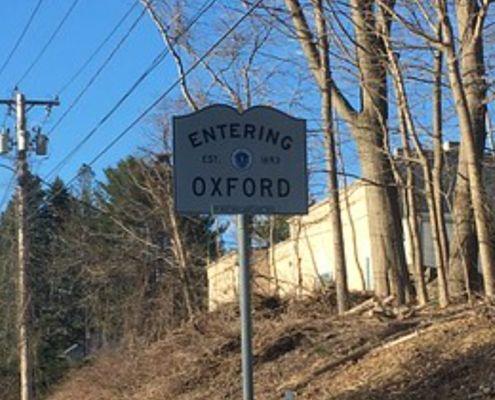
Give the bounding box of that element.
[44,0,219,180]
[47,6,147,136]
[39,0,262,227]
[80,0,263,177]
[16,0,80,87]
[56,1,140,97]
[36,1,139,144]
[0,0,44,79]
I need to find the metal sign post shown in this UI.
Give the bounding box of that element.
[173,104,307,400]
[237,213,254,400]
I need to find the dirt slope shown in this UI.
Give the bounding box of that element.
[47,296,495,400]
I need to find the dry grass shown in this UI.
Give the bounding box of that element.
[46,294,495,400]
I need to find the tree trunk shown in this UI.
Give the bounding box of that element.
[383,27,448,306]
[269,216,279,296]
[448,0,488,297]
[338,131,367,291]
[395,110,427,305]
[439,1,495,299]
[165,191,197,317]
[356,117,405,302]
[431,24,451,296]
[314,0,349,314]
[425,170,450,307]
[292,217,303,297]
[284,0,408,303]
[352,0,409,303]
[405,167,428,305]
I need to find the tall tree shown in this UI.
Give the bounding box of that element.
[445,0,492,297]
[31,178,85,390]
[284,0,409,303]
[97,156,219,322]
[314,0,349,313]
[0,197,20,400]
[437,0,495,299]
[382,23,449,306]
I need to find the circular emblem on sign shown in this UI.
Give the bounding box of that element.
[231,148,252,171]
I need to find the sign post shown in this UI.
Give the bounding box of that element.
[174,104,307,400]
[237,213,253,400]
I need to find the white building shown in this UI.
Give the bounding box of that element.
[207,181,454,310]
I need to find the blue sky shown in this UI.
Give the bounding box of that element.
[1,0,457,215]
[0,0,331,250]
[0,0,337,211]
[0,0,178,199]
[0,1,482,249]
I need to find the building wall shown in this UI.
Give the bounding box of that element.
[208,253,238,311]
[276,183,372,294]
[207,183,375,310]
[207,181,458,311]
[206,144,495,310]
[340,184,373,290]
[207,250,271,311]
[402,212,454,269]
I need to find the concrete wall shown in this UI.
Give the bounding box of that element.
[207,250,271,311]
[402,212,454,269]
[207,181,460,311]
[207,183,374,310]
[273,183,372,294]
[208,253,238,311]
[206,148,490,310]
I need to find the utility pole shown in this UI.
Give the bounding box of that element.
[0,92,59,400]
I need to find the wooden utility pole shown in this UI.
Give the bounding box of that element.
[0,92,59,400]
[16,92,31,400]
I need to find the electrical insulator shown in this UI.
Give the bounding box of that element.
[0,129,10,154]
[35,132,48,155]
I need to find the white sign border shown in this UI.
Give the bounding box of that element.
[172,104,308,215]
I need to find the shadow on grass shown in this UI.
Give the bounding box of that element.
[328,342,495,400]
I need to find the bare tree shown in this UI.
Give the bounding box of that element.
[443,0,492,298]
[313,0,349,313]
[431,23,451,302]
[382,23,449,306]
[284,0,409,303]
[395,111,428,306]
[437,0,495,299]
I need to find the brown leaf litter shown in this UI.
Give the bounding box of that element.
[46,293,495,400]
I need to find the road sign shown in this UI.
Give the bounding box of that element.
[173,104,308,400]
[173,104,308,215]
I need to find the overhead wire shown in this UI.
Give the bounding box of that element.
[0,0,44,79]
[29,2,141,181]
[80,0,264,178]
[47,5,147,136]
[0,1,144,217]
[33,1,140,155]
[44,0,219,180]
[56,1,140,97]
[16,0,80,87]
[31,0,263,229]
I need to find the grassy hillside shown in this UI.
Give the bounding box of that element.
[46,295,495,400]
